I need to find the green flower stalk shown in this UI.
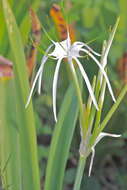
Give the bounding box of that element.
[74,18,124,190]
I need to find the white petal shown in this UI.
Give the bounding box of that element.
[49,33,71,59]
[53,58,62,122]
[103,20,119,68]
[38,44,54,94]
[74,57,98,110]
[49,42,66,59]
[38,56,48,94]
[102,56,107,69]
[94,132,121,147]
[25,64,44,108]
[70,43,83,58]
[89,147,95,177]
[49,38,70,59]
[88,132,121,176]
[81,48,116,102]
[73,41,101,56]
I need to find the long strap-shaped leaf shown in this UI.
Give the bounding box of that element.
[44,82,80,190]
[0,81,22,190]
[2,1,40,189]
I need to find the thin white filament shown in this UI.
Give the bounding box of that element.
[38,56,48,94]
[25,64,44,108]
[38,44,54,94]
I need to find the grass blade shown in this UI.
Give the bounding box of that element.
[2,0,40,189]
[0,80,22,190]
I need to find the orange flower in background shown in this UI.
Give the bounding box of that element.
[50,4,75,42]
[117,52,127,84]
[27,8,41,77]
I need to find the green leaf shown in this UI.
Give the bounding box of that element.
[44,83,79,190]
[0,81,22,190]
[2,0,40,189]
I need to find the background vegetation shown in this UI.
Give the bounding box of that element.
[0,0,127,189]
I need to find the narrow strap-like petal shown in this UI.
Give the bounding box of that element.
[80,48,116,102]
[74,57,98,110]
[38,56,48,94]
[103,18,119,68]
[88,132,121,176]
[53,58,63,122]
[89,147,95,177]
[73,41,101,56]
[25,64,44,108]
[94,132,121,147]
[38,44,54,94]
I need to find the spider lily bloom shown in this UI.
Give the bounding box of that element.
[88,132,121,176]
[26,33,115,122]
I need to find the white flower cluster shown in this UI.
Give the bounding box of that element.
[26,33,115,122]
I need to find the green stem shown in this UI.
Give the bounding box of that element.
[88,42,107,129]
[74,156,86,190]
[69,62,87,136]
[92,77,106,134]
[85,76,96,131]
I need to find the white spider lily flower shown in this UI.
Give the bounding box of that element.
[88,132,121,176]
[26,32,115,122]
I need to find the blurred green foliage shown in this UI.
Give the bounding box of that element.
[1,0,127,189]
